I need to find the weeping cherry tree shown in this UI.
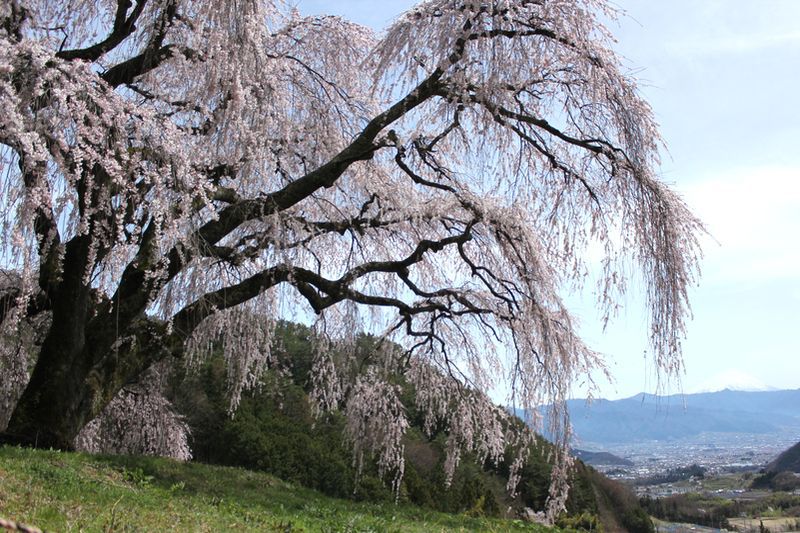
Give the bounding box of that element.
[0,0,701,517]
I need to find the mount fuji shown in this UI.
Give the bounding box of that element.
[689,369,777,394]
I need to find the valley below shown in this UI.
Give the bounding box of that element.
[584,431,798,486]
[563,389,800,532]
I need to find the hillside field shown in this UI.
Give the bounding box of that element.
[0,446,563,532]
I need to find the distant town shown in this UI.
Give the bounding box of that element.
[567,388,800,532]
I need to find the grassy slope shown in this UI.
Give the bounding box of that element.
[0,446,563,532]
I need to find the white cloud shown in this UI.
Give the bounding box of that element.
[679,166,800,285]
[667,31,800,56]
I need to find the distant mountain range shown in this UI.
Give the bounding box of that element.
[534,389,800,445]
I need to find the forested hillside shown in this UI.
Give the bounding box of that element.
[768,441,800,473]
[750,441,800,491]
[165,322,653,532]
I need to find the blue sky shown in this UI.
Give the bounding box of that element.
[296,0,800,399]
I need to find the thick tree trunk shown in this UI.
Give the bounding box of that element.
[0,233,167,449]
[0,324,170,449]
[1,236,96,448]
[0,313,175,449]
[2,352,95,449]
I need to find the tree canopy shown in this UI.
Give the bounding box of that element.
[0,0,700,518]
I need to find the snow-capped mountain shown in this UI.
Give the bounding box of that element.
[689,369,777,394]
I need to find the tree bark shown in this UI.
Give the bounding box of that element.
[2,235,95,448]
[1,315,172,449]
[0,231,171,449]
[2,352,94,449]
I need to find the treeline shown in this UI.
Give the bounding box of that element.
[636,464,706,486]
[640,493,732,529]
[166,321,653,531]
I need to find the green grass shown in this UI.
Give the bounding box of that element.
[0,446,561,532]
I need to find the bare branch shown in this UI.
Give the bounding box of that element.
[56,0,148,61]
